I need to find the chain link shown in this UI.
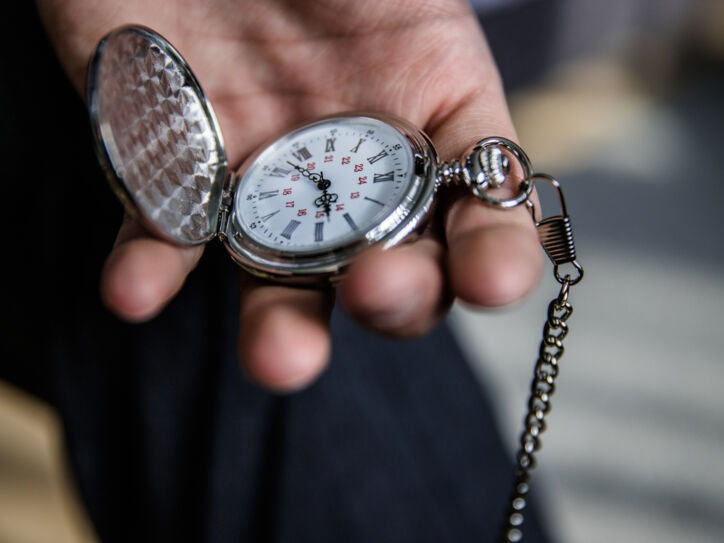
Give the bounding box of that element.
[499,276,576,543]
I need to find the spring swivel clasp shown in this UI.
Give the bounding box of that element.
[526,174,583,285]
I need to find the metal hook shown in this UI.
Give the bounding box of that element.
[529,174,583,285]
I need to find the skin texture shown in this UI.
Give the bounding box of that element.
[36,0,542,391]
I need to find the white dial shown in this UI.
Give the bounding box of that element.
[234,116,415,253]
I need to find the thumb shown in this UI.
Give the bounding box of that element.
[429,56,542,307]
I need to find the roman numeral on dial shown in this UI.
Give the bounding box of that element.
[280,219,301,240]
[364,196,385,206]
[325,138,336,152]
[314,221,324,242]
[291,147,312,161]
[343,213,358,231]
[269,167,291,177]
[373,171,394,183]
[260,210,280,222]
[259,189,280,199]
[350,138,365,153]
[366,150,388,164]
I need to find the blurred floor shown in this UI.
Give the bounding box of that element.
[0,381,97,543]
[1,10,724,543]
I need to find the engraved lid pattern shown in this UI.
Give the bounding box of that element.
[90,27,226,244]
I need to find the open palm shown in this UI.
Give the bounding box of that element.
[38,0,541,390]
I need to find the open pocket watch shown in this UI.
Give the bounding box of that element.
[87,25,535,282]
[88,25,584,542]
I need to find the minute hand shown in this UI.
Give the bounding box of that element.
[286,161,330,190]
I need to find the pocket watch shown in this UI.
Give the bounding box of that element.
[88,25,584,543]
[87,25,534,282]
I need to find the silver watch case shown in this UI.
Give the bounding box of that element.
[87,26,439,282]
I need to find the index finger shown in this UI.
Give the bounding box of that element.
[101,214,204,322]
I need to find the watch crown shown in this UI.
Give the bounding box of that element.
[436,157,469,188]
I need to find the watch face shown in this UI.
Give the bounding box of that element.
[236,116,414,251]
[227,114,437,279]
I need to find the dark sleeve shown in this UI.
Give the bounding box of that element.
[0,2,123,404]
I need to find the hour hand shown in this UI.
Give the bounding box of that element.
[315,193,334,219]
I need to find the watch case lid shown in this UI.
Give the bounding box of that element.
[87,25,228,245]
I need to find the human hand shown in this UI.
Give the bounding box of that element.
[37,0,542,391]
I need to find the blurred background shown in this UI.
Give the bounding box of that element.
[1,0,722,541]
[456,0,724,542]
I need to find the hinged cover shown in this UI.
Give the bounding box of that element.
[87,25,228,244]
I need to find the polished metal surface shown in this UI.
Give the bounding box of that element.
[85,25,540,280]
[87,26,227,245]
[437,136,534,208]
[528,173,583,285]
[500,276,578,543]
[479,145,509,188]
